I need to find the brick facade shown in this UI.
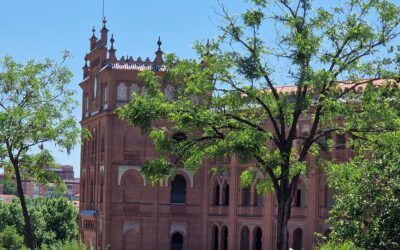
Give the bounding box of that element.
[79,20,343,250]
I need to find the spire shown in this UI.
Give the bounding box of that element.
[100,17,108,45]
[157,36,162,52]
[108,34,116,63]
[83,54,89,79]
[102,17,107,29]
[110,34,115,49]
[90,26,97,50]
[91,26,97,39]
[154,36,164,66]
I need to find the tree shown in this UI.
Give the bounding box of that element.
[1,177,17,195]
[326,133,400,249]
[117,0,400,249]
[0,198,79,248]
[0,226,27,250]
[0,54,80,250]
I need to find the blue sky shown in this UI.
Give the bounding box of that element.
[1,0,399,177]
[0,0,248,177]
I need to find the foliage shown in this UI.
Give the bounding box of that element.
[0,226,27,250]
[40,240,87,250]
[1,177,16,195]
[316,240,363,250]
[117,0,400,249]
[0,198,78,248]
[0,54,81,249]
[326,133,400,250]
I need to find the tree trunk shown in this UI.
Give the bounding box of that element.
[13,162,35,250]
[276,197,292,250]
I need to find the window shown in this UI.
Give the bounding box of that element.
[93,78,97,100]
[211,226,218,250]
[294,189,303,207]
[102,84,108,109]
[165,85,175,102]
[336,134,346,149]
[171,232,183,250]
[84,93,89,118]
[240,226,249,250]
[221,226,228,250]
[253,227,262,250]
[117,82,128,103]
[242,187,251,206]
[213,184,220,206]
[171,175,186,204]
[292,228,303,250]
[326,186,335,208]
[172,132,187,142]
[254,182,263,207]
[129,83,140,101]
[222,184,229,206]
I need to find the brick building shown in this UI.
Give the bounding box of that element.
[0,165,80,199]
[79,20,341,250]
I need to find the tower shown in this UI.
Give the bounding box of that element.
[78,20,336,250]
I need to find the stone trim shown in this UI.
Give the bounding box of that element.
[164,169,194,188]
[117,165,147,186]
[123,221,140,234]
[170,223,187,236]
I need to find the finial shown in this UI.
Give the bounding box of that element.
[157,36,162,52]
[84,54,88,67]
[102,17,107,28]
[110,33,115,48]
[91,26,96,38]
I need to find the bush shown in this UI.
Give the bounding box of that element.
[0,197,78,248]
[316,240,363,250]
[0,226,27,250]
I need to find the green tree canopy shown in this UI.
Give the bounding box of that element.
[0,226,27,250]
[327,133,400,249]
[0,198,78,248]
[0,53,80,249]
[1,177,16,195]
[117,0,400,249]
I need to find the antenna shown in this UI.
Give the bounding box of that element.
[102,0,105,21]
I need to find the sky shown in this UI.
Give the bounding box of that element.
[1,0,399,177]
[0,0,249,177]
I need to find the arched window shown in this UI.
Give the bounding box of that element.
[165,84,175,102]
[242,187,250,206]
[117,82,128,102]
[124,230,139,250]
[171,175,186,204]
[129,83,140,101]
[253,227,262,250]
[253,183,263,207]
[336,134,346,149]
[294,189,303,207]
[222,184,229,206]
[325,185,335,208]
[123,171,141,203]
[99,170,104,203]
[93,77,97,100]
[102,83,108,109]
[292,228,303,250]
[211,225,219,250]
[213,183,220,206]
[84,93,89,118]
[240,226,249,250]
[171,232,183,250]
[221,226,228,250]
